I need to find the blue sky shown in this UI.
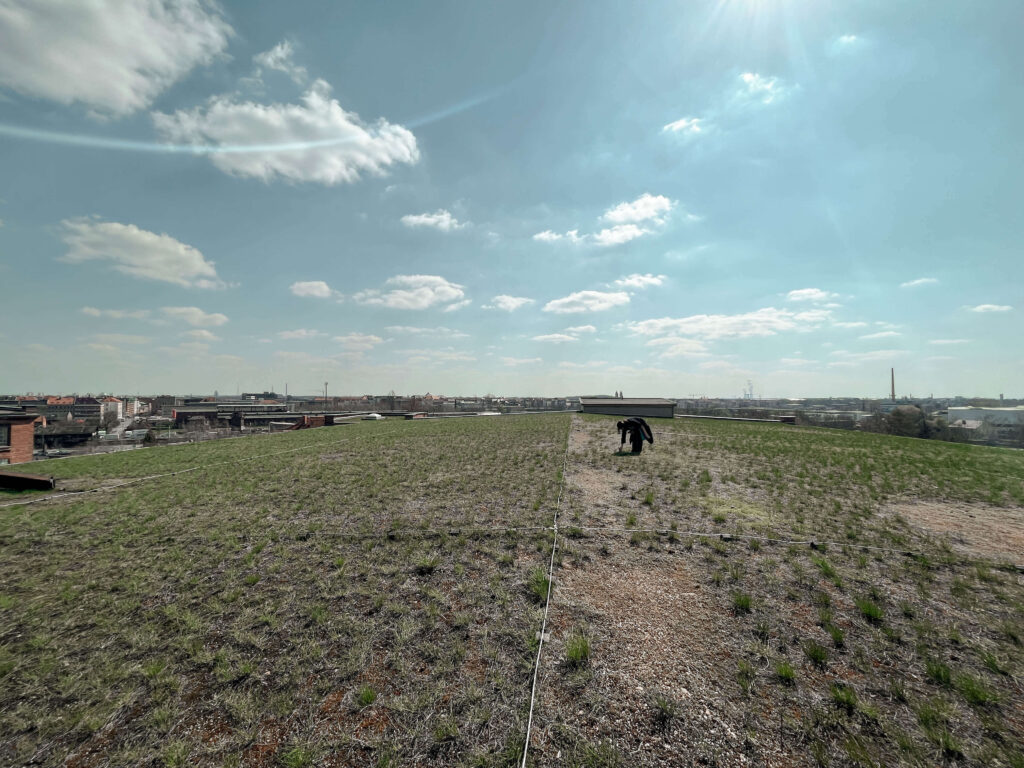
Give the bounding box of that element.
[0,0,1020,398]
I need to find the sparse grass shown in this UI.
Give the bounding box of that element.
[736,659,755,693]
[280,747,314,768]
[831,682,857,714]
[528,566,551,603]
[854,596,884,624]
[565,630,591,667]
[776,661,796,686]
[415,553,441,575]
[804,641,828,667]
[5,411,1024,768]
[562,413,1024,768]
[356,684,377,708]
[731,592,752,614]
[652,693,678,732]
[956,673,998,707]
[925,658,952,687]
[0,415,571,766]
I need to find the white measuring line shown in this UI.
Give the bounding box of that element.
[520,423,571,768]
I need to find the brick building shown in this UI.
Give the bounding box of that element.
[0,408,38,465]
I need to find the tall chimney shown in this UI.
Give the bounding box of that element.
[890,368,895,401]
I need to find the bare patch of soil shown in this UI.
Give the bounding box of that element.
[891,500,1024,562]
[534,545,810,767]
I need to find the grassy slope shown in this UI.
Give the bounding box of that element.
[536,415,1024,768]
[1,415,569,767]
[3,414,1022,767]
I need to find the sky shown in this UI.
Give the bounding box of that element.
[0,0,1021,399]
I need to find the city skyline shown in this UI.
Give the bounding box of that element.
[1,2,1021,398]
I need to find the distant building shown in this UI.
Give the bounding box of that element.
[36,420,99,450]
[122,397,141,419]
[579,398,676,419]
[0,407,38,464]
[947,406,1024,426]
[100,396,123,421]
[72,397,102,419]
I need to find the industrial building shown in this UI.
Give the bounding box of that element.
[579,398,676,419]
[947,406,1024,426]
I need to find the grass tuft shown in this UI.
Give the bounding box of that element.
[776,661,796,686]
[565,630,591,667]
[731,592,752,614]
[528,566,550,603]
[854,596,884,624]
[356,684,377,708]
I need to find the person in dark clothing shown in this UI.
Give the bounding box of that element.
[617,417,654,454]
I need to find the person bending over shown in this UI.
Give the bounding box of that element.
[617,417,654,454]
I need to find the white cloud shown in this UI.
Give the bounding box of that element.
[61,218,225,289]
[662,116,705,136]
[153,79,418,185]
[384,326,469,339]
[532,228,583,244]
[968,304,1012,313]
[900,277,938,288]
[86,343,120,355]
[160,306,228,327]
[183,329,219,342]
[532,333,577,343]
[602,193,674,225]
[534,192,694,248]
[860,331,901,340]
[698,360,753,375]
[627,307,831,340]
[483,295,534,311]
[786,288,839,304]
[592,223,650,247]
[837,34,859,45]
[442,299,472,313]
[736,72,788,105]
[168,341,211,355]
[534,194,691,248]
[827,349,906,366]
[833,321,868,328]
[252,40,307,85]
[615,273,666,289]
[0,0,231,116]
[501,356,541,366]
[402,347,476,364]
[544,290,631,314]
[334,332,383,352]
[93,333,150,345]
[277,328,323,340]
[645,337,710,358]
[290,280,335,298]
[565,325,596,334]
[779,357,813,367]
[81,306,150,320]
[354,275,465,311]
[400,209,465,232]
[929,339,970,345]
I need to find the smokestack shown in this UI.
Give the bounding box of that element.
[891,368,895,401]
